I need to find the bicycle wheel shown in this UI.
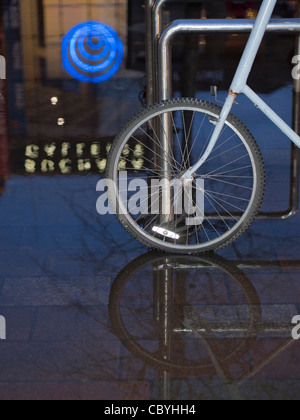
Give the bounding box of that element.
[106,98,265,254]
[109,252,262,374]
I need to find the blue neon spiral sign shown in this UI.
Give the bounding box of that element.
[62,21,124,83]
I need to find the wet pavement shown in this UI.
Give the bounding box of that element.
[1,86,300,399]
[0,0,300,401]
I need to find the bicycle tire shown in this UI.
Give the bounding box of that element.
[106,98,265,254]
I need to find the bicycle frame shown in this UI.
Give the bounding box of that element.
[183,0,300,179]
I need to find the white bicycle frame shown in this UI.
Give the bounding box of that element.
[183,0,300,179]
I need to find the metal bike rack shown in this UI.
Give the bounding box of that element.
[145,0,300,220]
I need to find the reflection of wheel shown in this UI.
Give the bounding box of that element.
[107,99,265,254]
[109,252,262,374]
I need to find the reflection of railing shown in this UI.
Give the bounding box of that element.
[145,0,300,220]
[109,252,296,400]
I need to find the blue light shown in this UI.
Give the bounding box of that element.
[62,21,124,83]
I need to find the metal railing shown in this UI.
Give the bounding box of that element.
[145,0,300,219]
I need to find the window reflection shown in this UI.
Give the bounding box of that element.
[0,0,297,178]
[22,139,144,174]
